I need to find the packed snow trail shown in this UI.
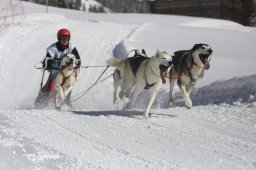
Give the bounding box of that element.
[1,105,256,170]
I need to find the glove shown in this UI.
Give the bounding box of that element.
[42,58,53,70]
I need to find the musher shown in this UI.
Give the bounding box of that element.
[35,28,81,108]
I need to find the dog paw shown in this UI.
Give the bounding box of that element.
[169,101,174,108]
[122,97,130,104]
[126,103,132,109]
[144,112,149,119]
[113,97,117,104]
[185,99,192,109]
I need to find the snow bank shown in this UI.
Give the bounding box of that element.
[191,74,256,106]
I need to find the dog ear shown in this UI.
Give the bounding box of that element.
[61,57,67,66]
[191,44,201,51]
[156,49,160,56]
[185,55,193,71]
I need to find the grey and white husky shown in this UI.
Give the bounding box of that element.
[107,49,173,118]
[169,43,213,108]
[52,54,78,110]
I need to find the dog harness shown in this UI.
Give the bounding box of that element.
[60,71,72,87]
[144,60,158,89]
[128,55,158,89]
[60,63,74,86]
[172,50,199,82]
[129,55,149,76]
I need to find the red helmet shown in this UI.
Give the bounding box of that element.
[57,28,71,40]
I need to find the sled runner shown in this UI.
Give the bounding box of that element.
[34,69,56,109]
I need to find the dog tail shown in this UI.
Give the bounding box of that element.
[106,58,123,67]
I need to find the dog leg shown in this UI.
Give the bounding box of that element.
[63,84,73,98]
[126,89,140,109]
[127,83,144,109]
[63,74,76,97]
[144,82,161,119]
[119,78,129,100]
[119,85,125,100]
[121,81,134,107]
[186,84,193,96]
[54,75,63,109]
[124,80,134,98]
[59,86,65,100]
[179,84,192,108]
[113,85,118,104]
[54,86,62,110]
[113,70,121,104]
[169,79,176,107]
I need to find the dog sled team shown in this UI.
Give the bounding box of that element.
[35,28,213,118]
[35,28,81,110]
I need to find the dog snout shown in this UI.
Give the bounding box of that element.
[66,58,74,65]
[208,49,213,54]
[168,60,173,66]
[69,58,74,64]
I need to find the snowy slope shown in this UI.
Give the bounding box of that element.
[0,1,256,170]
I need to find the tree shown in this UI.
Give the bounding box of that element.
[96,0,150,13]
[241,0,254,25]
[82,4,86,11]
[47,0,67,8]
[73,0,82,10]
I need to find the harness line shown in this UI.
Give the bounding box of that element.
[81,65,108,68]
[68,66,110,102]
[34,61,108,70]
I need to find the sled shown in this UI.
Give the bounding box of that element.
[34,69,55,109]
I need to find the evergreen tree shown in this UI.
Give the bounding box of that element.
[82,4,86,11]
[96,0,150,13]
[74,0,82,10]
[48,0,67,8]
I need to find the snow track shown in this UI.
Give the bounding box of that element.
[1,105,255,170]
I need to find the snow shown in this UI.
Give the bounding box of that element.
[0,1,256,169]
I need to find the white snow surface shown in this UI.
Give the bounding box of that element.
[0,1,256,170]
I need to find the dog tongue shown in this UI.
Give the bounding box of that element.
[204,60,210,70]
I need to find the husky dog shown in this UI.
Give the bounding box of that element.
[107,49,173,118]
[52,54,77,110]
[111,50,149,104]
[169,43,213,108]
